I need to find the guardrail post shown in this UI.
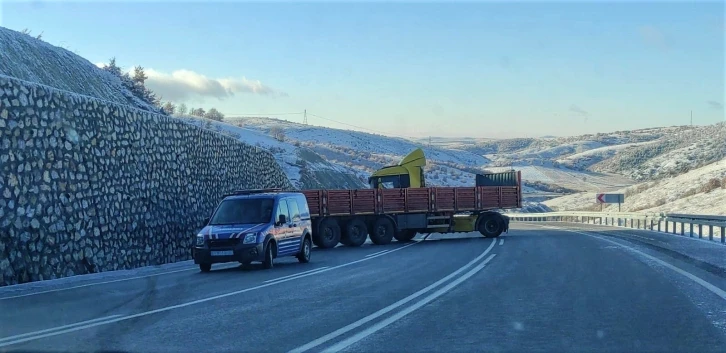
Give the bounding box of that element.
[690,223,693,237]
[698,224,703,239]
[680,222,684,236]
[709,225,713,241]
[665,221,669,233]
[721,226,725,244]
[657,220,661,232]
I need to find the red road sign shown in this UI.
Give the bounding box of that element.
[597,194,605,203]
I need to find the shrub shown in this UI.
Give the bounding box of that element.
[701,178,721,193]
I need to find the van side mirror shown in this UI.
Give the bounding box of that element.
[278,214,287,225]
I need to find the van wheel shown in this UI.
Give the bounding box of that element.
[315,218,341,249]
[370,218,394,245]
[478,214,503,238]
[297,237,312,263]
[342,218,368,247]
[199,263,212,272]
[262,242,275,269]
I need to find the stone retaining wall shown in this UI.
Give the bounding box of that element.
[0,75,292,286]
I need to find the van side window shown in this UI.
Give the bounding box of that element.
[297,195,310,219]
[276,199,290,224]
[287,199,301,222]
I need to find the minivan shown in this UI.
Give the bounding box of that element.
[192,189,313,272]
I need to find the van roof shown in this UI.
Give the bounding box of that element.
[222,190,302,201]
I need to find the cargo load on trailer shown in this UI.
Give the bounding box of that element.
[301,148,522,248]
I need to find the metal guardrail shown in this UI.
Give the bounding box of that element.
[505,211,726,244]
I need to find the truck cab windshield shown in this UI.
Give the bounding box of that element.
[209,198,274,225]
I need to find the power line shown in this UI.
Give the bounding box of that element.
[226,112,302,117]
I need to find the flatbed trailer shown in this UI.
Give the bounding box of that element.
[301,170,522,248]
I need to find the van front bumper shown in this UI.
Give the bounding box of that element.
[193,243,265,264]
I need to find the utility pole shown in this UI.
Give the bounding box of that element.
[690,110,693,126]
[303,109,308,125]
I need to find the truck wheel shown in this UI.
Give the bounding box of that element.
[478,214,503,238]
[370,218,394,245]
[262,242,275,269]
[297,236,312,263]
[394,229,416,242]
[199,263,212,272]
[342,219,368,247]
[315,218,341,249]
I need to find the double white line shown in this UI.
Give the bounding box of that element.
[0,315,124,347]
[288,238,498,353]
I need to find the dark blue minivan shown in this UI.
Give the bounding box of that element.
[192,189,313,272]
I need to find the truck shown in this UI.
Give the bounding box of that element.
[301,148,522,248]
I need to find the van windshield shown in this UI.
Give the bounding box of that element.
[209,198,274,225]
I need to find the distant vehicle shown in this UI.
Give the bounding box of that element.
[192,190,313,272]
[302,148,522,248]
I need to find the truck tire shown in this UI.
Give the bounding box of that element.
[369,217,394,245]
[314,217,341,249]
[342,218,368,247]
[394,229,416,242]
[477,214,503,238]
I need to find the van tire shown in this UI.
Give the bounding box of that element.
[262,242,275,269]
[297,236,312,263]
[199,263,212,272]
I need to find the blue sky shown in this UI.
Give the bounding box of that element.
[2,1,724,138]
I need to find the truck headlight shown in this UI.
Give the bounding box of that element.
[196,234,205,246]
[243,233,259,244]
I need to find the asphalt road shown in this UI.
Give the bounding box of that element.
[1,223,726,353]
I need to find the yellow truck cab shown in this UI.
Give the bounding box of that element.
[368,148,427,189]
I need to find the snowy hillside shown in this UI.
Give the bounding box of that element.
[544,159,726,215]
[179,117,367,190]
[0,27,160,113]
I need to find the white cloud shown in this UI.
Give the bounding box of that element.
[93,62,285,101]
[143,68,285,102]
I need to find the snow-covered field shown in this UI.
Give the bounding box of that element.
[179,116,367,189]
[545,159,726,215]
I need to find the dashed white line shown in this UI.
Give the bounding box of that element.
[264,267,330,283]
[365,250,390,258]
[0,242,419,347]
[499,238,504,246]
[288,238,497,353]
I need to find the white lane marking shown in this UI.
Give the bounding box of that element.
[0,263,241,301]
[499,238,504,246]
[552,226,726,302]
[322,254,497,353]
[0,242,419,347]
[264,267,330,283]
[365,250,389,258]
[0,315,123,343]
[288,238,497,353]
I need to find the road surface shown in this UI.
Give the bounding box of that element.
[1,223,725,353]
